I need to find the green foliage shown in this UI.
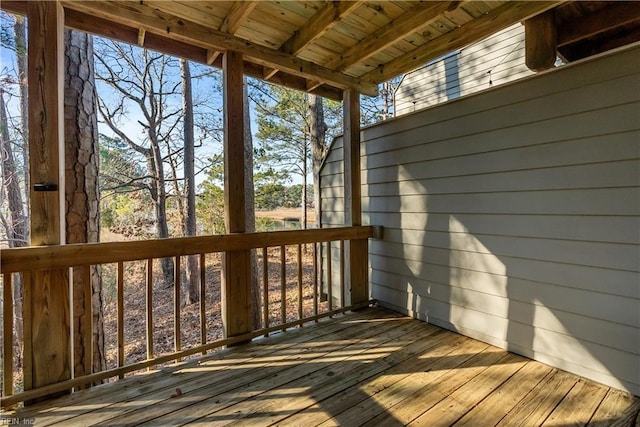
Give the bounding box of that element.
[255,183,286,210]
[283,184,314,208]
[101,192,154,238]
[197,159,225,234]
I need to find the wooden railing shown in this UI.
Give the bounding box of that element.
[0,226,374,408]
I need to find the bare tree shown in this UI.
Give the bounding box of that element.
[244,77,261,328]
[64,29,106,378]
[13,16,29,212]
[309,94,327,228]
[94,40,180,284]
[180,58,199,304]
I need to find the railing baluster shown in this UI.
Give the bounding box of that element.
[174,256,181,361]
[297,244,303,322]
[117,262,124,378]
[3,273,13,397]
[280,245,286,331]
[313,243,318,318]
[340,240,345,308]
[327,241,333,314]
[146,259,153,366]
[262,247,269,336]
[0,226,375,407]
[200,253,206,355]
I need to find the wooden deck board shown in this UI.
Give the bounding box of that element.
[7,307,639,427]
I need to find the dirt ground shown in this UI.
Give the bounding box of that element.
[9,236,327,393]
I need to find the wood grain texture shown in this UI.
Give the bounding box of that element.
[364,1,562,83]
[27,0,65,246]
[525,10,557,72]
[223,50,245,235]
[3,273,14,397]
[24,1,71,399]
[6,308,638,425]
[1,226,374,274]
[60,1,378,96]
[322,45,640,396]
[23,269,71,392]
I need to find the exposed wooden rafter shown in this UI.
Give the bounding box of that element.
[280,1,363,56]
[557,1,640,47]
[219,1,258,34]
[0,1,344,100]
[525,10,557,72]
[60,0,377,96]
[206,1,257,66]
[363,1,563,83]
[325,1,462,71]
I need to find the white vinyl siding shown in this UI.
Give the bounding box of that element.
[320,45,640,395]
[394,24,534,115]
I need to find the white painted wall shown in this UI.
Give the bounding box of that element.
[320,44,640,395]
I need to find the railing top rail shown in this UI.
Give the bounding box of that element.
[1,226,374,274]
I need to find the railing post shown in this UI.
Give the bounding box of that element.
[344,89,369,305]
[222,50,252,340]
[23,0,72,399]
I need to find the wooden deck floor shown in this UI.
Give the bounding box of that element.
[6,307,640,426]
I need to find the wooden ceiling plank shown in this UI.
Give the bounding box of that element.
[220,1,259,35]
[61,1,377,96]
[0,1,343,101]
[280,0,364,56]
[326,1,463,71]
[557,2,640,47]
[363,0,563,83]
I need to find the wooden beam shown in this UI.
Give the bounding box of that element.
[61,1,377,96]
[557,2,640,48]
[280,1,363,56]
[207,49,220,65]
[525,10,557,72]
[306,80,322,92]
[25,0,71,397]
[1,2,344,101]
[222,50,252,340]
[326,1,460,71]
[137,28,146,47]
[363,1,562,83]
[0,1,27,15]
[1,226,374,274]
[343,89,368,305]
[263,67,279,80]
[343,89,361,229]
[220,1,258,34]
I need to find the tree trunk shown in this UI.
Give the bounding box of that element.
[0,88,27,368]
[301,138,308,230]
[146,128,173,285]
[309,94,326,228]
[63,29,106,380]
[243,77,261,329]
[14,16,30,222]
[181,58,199,304]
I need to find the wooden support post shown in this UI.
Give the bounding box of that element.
[525,10,557,72]
[23,0,71,398]
[343,89,369,305]
[222,50,252,340]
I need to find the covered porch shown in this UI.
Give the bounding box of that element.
[1,0,639,425]
[7,307,640,426]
